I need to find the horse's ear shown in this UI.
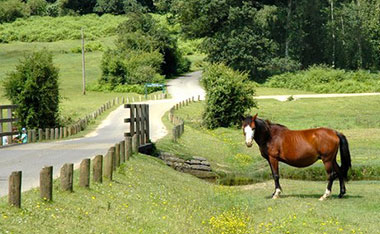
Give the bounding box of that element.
[252,113,258,121]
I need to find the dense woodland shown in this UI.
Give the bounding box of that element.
[1,0,380,82]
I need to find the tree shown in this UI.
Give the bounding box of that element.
[0,0,27,23]
[202,63,256,129]
[3,50,60,129]
[173,1,279,81]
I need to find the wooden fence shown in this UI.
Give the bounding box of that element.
[169,95,201,142]
[8,139,135,208]
[4,94,204,208]
[124,104,150,152]
[0,105,18,146]
[0,94,164,147]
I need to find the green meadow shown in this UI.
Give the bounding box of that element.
[156,95,380,181]
[0,154,379,233]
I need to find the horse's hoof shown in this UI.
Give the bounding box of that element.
[272,195,279,199]
[319,196,327,201]
[338,193,344,198]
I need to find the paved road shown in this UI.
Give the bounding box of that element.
[255,92,380,102]
[0,71,204,196]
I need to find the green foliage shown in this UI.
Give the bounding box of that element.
[2,50,60,129]
[100,48,164,87]
[116,12,189,76]
[265,65,380,93]
[0,0,28,23]
[59,0,97,15]
[0,14,125,43]
[202,63,256,129]
[174,1,278,81]
[173,0,380,79]
[27,0,48,16]
[70,41,104,53]
[94,0,154,14]
[97,12,189,91]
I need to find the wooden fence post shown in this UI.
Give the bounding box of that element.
[125,136,132,160]
[8,171,22,208]
[32,130,37,142]
[63,127,67,138]
[45,128,49,140]
[79,158,90,188]
[59,127,63,139]
[145,104,150,143]
[115,143,120,169]
[55,128,59,140]
[27,130,32,143]
[50,129,54,140]
[92,155,103,183]
[120,140,125,164]
[40,166,53,201]
[104,148,114,180]
[172,127,177,142]
[132,134,139,153]
[60,163,74,192]
[38,128,43,141]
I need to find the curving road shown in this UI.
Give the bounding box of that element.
[0,71,204,197]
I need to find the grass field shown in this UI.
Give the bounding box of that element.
[0,37,152,124]
[0,153,379,233]
[156,95,380,181]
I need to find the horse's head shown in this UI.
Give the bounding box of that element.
[242,114,257,147]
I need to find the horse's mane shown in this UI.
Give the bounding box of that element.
[253,118,287,146]
[264,119,288,129]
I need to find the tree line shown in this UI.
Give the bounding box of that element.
[170,0,380,81]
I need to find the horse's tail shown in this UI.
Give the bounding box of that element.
[337,132,352,180]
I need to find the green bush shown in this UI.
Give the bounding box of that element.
[265,65,380,93]
[2,50,60,129]
[27,0,48,16]
[0,14,125,43]
[70,41,104,53]
[99,48,164,87]
[116,12,189,77]
[202,63,257,129]
[0,0,28,23]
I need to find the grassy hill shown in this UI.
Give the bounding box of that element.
[0,153,379,233]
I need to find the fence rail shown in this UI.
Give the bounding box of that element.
[124,104,150,147]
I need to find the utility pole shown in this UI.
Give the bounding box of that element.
[81,28,86,95]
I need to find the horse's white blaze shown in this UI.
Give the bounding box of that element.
[244,125,254,145]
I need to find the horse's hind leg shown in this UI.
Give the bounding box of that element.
[333,161,346,198]
[320,160,337,201]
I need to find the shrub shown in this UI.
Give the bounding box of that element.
[27,0,48,16]
[70,41,104,53]
[202,63,256,129]
[265,65,380,93]
[0,0,28,23]
[116,12,190,77]
[2,50,60,129]
[99,49,164,87]
[0,14,125,43]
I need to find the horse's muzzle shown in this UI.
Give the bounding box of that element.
[246,142,253,148]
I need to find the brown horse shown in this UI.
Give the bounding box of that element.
[242,114,351,200]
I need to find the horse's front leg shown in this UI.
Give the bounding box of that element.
[268,156,282,199]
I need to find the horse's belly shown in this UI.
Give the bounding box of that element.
[281,154,319,168]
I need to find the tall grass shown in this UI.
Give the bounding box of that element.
[265,65,380,93]
[0,14,126,43]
